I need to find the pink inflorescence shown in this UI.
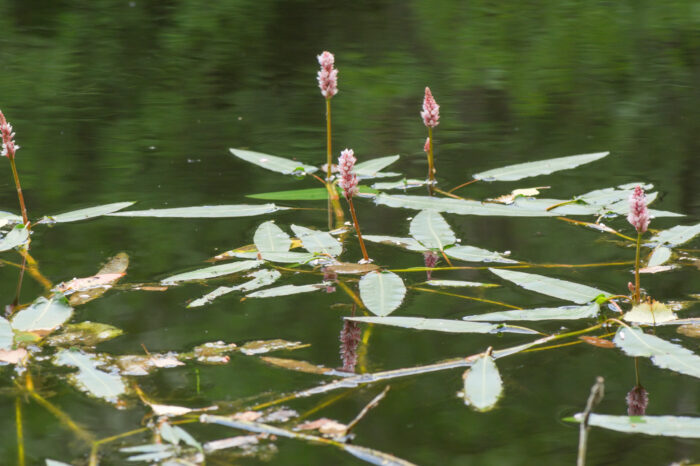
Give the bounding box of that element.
[421,87,440,128]
[339,320,361,373]
[627,185,650,233]
[317,51,338,99]
[423,137,430,153]
[626,385,649,416]
[338,148,358,198]
[0,110,19,158]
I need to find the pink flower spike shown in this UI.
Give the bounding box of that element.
[317,51,338,99]
[627,185,650,233]
[423,137,430,153]
[338,148,358,198]
[0,110,19,158]
[421,87,440,128]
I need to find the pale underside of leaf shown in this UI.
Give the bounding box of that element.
[0,224,30,252]
[358,271,407,317]
[11,294,73,332]
[572,414,700,438]
[614,327,700,378]
[230,148,318,174]
[53,349,126,402]
[489,268,610,304]
[409,210,456,250]
[188,269,281,308]
[245,283,324,299]
[347,316,538,334]
[473,151,609,182]
[291,224,343,256]
[463,303,599,322]
[42,202,136,223]
[650,223,700,247]
[253,221,292,253]
[161,260,263,284]
[462,355,503,411]
[109,204,287,218]
[446,245,516,263]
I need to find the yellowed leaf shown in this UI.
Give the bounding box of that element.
[0,348,28,364]
[623,300,677,324]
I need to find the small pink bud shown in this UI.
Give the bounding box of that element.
[423,251,439,280]
[628,282,635,294]
[423,137,430,153]
[317,51,338,99]
[421,87,440,128]
[338,148,358,199]
[0,110,19,158]
[627,185,650,233]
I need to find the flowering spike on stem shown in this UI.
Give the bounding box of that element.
[317,51,338,100]
[338,149,369,262]
[421,87,440,188]
[627,186,650,234]
[339,320,361,373]
[0,110,29,226]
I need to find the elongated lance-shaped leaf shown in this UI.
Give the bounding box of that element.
[247,185,378,201]
[473,151,609,182]
[0,211,22,224]
[363,235,427,252]
[446,245,516,264]
[246,283,325,299]
[230,148,318,175]
[53,349,126,403]
[354,155,400,178]
[41,202,135,223]
[11,294,73,333]
[577,183,653,206]
[291,224,342,256]
[375,194,562,217]
[647,246,672,267]
[463,303,599,322]
[650,223,700,247]
[409,210,456,250]
[359,271,407,317]
[489,268,611,304]
[613,326,700,378]
[372,179,426,190]
[462,354,503,411]
[0,317,12,350]
[109,204,287,218]
[254,221,291,253]
[188,269,281,308]
[347,316,538,334]
[568,414,700,438]
[161,260,262,285]
[232,251,316,263]
[0,224,29,252]
[426,280,499,288]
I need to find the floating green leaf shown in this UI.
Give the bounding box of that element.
[354,155,400,178]
[613,326,700,378]
[359,271,407,317]
[161,260,262,285]
[569,414,700,438]
[463,303,599,322]
[650,223,700,247]
[254,221,292,253]
[647,246,672,267]
[247,185,378,201]
[473,151,609,182]
[0,224,29,252]
[372,179,426,190]
[245,283,324,299]
[109,204,286,218]
[53,349,127,403]
[426,280,499,288]
[409,210,456,250]
[11,294,73,333]
[462,354,503,411]
[363,235,427,252]
[446,245,516,264]
[0,211,22,223]
[347,316,538,334]
[375,194,562,217]
[188,269,281,308]
[233,251,316,263]
[41,202,135,223]
[0,317,12,350]
[291,225,342,256]
[230,148,318,175]
[489,268,610,304]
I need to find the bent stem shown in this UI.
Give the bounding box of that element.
[9,155,29,226]
[634,232,642,304]
[347,197,369,262]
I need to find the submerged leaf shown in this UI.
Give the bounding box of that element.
[190,341,238,364]
[363,235,427,252]
[0,224,29,252]
[462,354,503,411]
[446,245,516,264]
[161,260,262,285]
[41,202,135,223]
[489,268,610,304]
[570,414,700,438]
[11,294,73,333]
[245,283,324,298]
[260,356,337,376]
[291,225,342,256]
[110,204,286,218]
[359,271,407,317]
[230,148,318,175]
[409,210,456,250]
[323,262,382,275]
[347,316,538,334]
[47,321,123,347]
[463,303,599,322]
[117,353,185,375]
[239,339,307,355]
[650,222,700,247]
[623,301,677,324]
[54,349,126,403]
[254,221,292,253]
[68,253,129,306]
[188,269,281,308]
[473,151,609,182]
[247,185,377,201]
[614,327,700,378]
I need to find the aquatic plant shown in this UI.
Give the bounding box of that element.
[421,87,439,187]
[338,148,370,262]
[628,185,650,304]
[0,110,28,226]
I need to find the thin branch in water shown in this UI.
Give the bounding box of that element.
[447,178,479,193]
[344,385,390,435]
[577,376,605,466]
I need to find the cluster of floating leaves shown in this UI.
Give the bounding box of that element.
[2,148,699,465]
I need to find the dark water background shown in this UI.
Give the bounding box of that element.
[0,1,698,464]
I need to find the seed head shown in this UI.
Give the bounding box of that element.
[317,51,338,99]
[339,320,361,373]
[421,87,440,128]
[627,185,650,233]
[338,148,358,199]
[626,385,649,416]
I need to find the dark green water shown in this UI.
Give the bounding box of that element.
[0,1,699,464]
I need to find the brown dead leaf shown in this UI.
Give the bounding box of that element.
[324,263,381,275]
[192,341,238,364]
[0,348,28,364]
[55,273,125,294]
[677,324,700,338]
[489,187,549,205]
[210,240,304,262]
[260,356,332,375]
[68,253,129,306]
[150,403,217,417]
[639,265,675,274]
[117,353,184,375]
[239,339,307,356]
[232,411,263,422]
[579,336,615,349]
[296,418,347,437]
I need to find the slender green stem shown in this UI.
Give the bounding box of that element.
[347,197,369,262]
[634,357,640,386]
[447,178,479,194]
[413,286,521,309]
[8,155,29,226]
[325,98,332,181]
[427,127,435,183]
[634,232,642,304]
[16,396,25,466]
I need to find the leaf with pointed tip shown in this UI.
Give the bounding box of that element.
[247,185,378,201]
[473,151,609,182]
[291,225,342,256]
[359,271,406,317]
[623,301,677,324]
[41,202,135,223]
[0,211,22,224]
[463,303,599,322]
[53,349,127,403]
[230,148,317,175]
[489,268,611,304]
[254,221,291,253]
[462,355,503,411]
[446,245,517,264]
[232,251,316,264]
[0,224,29,252]
[372,179,426,190]
[11,294,73,333]
[426,280,499,288]
[650,223,700,247]
[647,247,672,267]
[109,204,286,218]
[409,210,456,250]
[0,317,12,350]
[245,283,324,299]
[161,260,262,285]
[568,414,700,438]
[375,194,562,217]
[613,327,700,378]
[188,269,281,308]
[354,155,400,178]
[347,316,538,334]
[363,235,427,252]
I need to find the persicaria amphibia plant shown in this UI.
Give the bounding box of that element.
[627,185,650,304]
[338,149,369,262]
[318,51,338,182]
[421,87,440,186]
[0,109,29,225]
